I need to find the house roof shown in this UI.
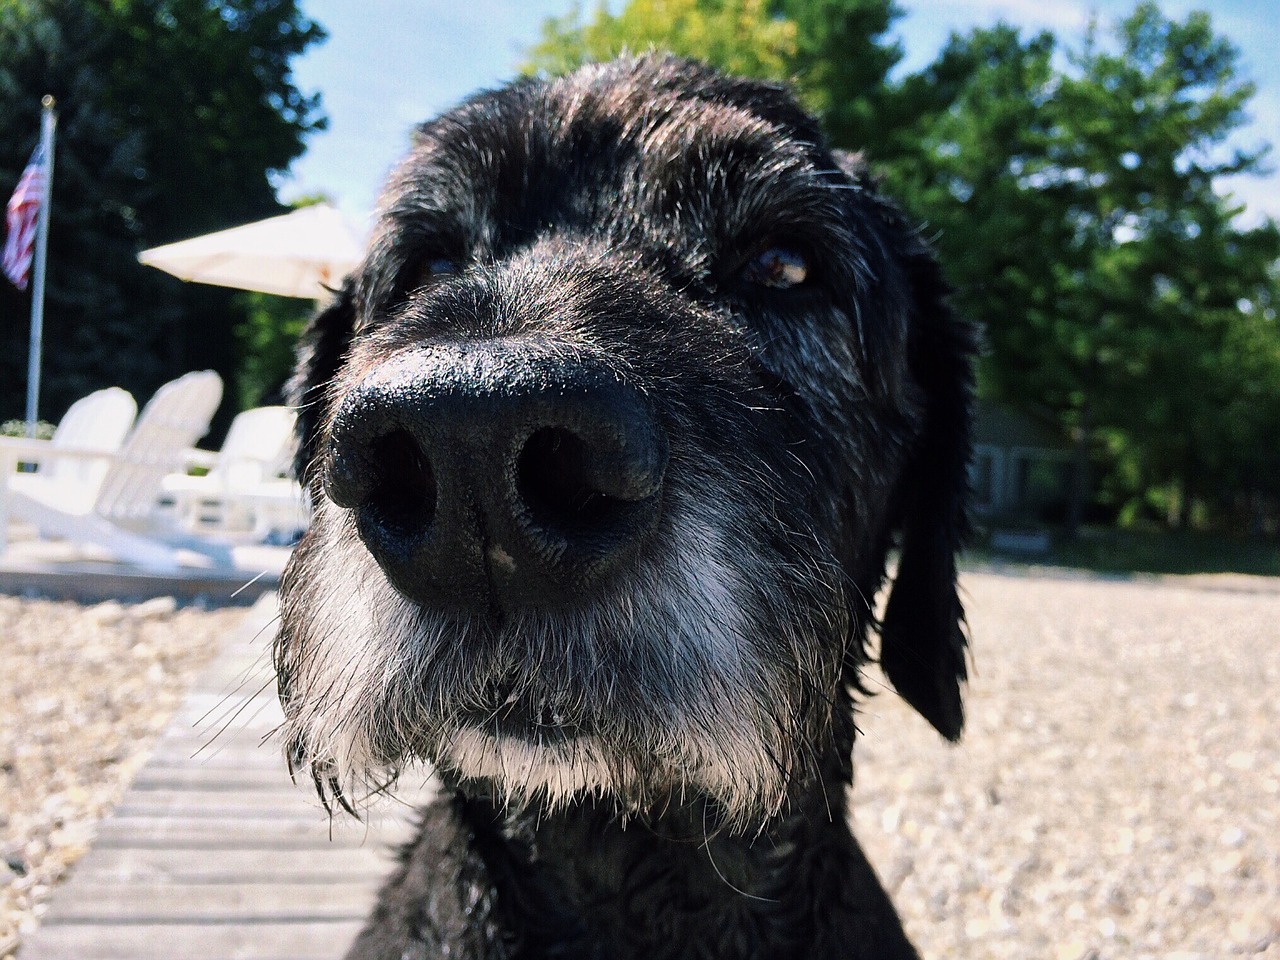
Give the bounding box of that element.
[972,400,1071,451]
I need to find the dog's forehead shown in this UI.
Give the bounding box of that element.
[385,59,831,242]
[421,57,821,169]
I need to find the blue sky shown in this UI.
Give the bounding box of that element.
[284,0,1279,227]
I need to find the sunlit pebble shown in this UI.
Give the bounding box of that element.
[1229,917,1269,945]
[881,804,902,834]
[964,917,990,938]
[1054,942,1090,960]
[1220,826,1245,848]
[87,601,125,625]
[1226,751,1254,771]
[1212,850,1244,875]
[1182,883,1214,908]
[131,596,177,620]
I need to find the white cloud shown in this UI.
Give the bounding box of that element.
[1217,85,1280,226]
[1219,174,1280,227]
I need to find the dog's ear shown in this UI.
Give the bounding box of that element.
[843,157,975,743]
[879,242,974,742]
[288,279,356,483]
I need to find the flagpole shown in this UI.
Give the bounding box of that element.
[24,95,56,438]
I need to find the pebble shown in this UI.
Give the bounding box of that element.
[130,596,178,620]
[85,601,124,625]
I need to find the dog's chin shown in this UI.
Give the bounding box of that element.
[430,724,777,832]
[432,726,647,808]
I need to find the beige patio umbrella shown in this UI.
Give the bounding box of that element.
[137,203,365,299]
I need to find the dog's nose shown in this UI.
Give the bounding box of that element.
[323,343,667,610]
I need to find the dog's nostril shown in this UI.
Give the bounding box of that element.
[366,429,437,530]
[517,427,624,534]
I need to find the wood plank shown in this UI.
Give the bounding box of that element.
[109,800,341,820]
[113,788,331,810]
[117,781,431,806]
[68,847,397,884]
[130,762,436,795]
[90,817,413,850]
[103,793,429,825]
[130,772,299,794]
[128,773,309,794]
[24,919,364,960]
[41,882,383,922]
[139,749,291,772]
[150,726,285,753]
[141,745,290,772]
[111,799,425,821]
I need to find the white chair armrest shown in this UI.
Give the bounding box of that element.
[181,447,220,472]
[0,437,118,467]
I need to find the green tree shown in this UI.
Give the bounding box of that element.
[990,6,1277,528]
[880,25,1106,526]
[0,0,324,430]
[233,289,311,409]
[882,7,1280,531]
[770,0,906,160]
[526,0,797,80]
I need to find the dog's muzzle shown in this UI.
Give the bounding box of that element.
[324,341,668,612]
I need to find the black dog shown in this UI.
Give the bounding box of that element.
[275,55,974,960]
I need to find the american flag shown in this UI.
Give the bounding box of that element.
[3,144,47,290]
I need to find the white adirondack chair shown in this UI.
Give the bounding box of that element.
[29,386,138,489]
[2,371,227,571]
[0,387,138,552]
[160,405,308,540]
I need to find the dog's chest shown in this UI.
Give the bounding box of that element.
[481,809,817,960]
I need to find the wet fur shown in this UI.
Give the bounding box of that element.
[276,56,975,959]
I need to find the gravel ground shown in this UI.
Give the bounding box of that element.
[0,594,246,959]
[855,569,1280,959]
[1,569,1277,959]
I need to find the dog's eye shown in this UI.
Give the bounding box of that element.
[741,246,808,289]
[410,256,459,291]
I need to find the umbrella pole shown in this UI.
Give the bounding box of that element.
[24,96,57,438]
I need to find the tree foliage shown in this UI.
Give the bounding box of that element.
[0,0,324,431]
[529,0,1280,532]
[894,6,1280,528]
[526,0,797,80]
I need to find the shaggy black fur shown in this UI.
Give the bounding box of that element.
[276,55,976,959]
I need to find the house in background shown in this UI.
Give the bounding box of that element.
[971,400,1073,524]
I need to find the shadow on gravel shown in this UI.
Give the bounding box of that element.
[966,526,1280,582]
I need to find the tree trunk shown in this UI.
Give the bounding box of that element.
[1170,443,1196,531]
[1065,405,1091,540]
[1169,478,1188,530]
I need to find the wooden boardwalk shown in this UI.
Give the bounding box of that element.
[22,594,432,960]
